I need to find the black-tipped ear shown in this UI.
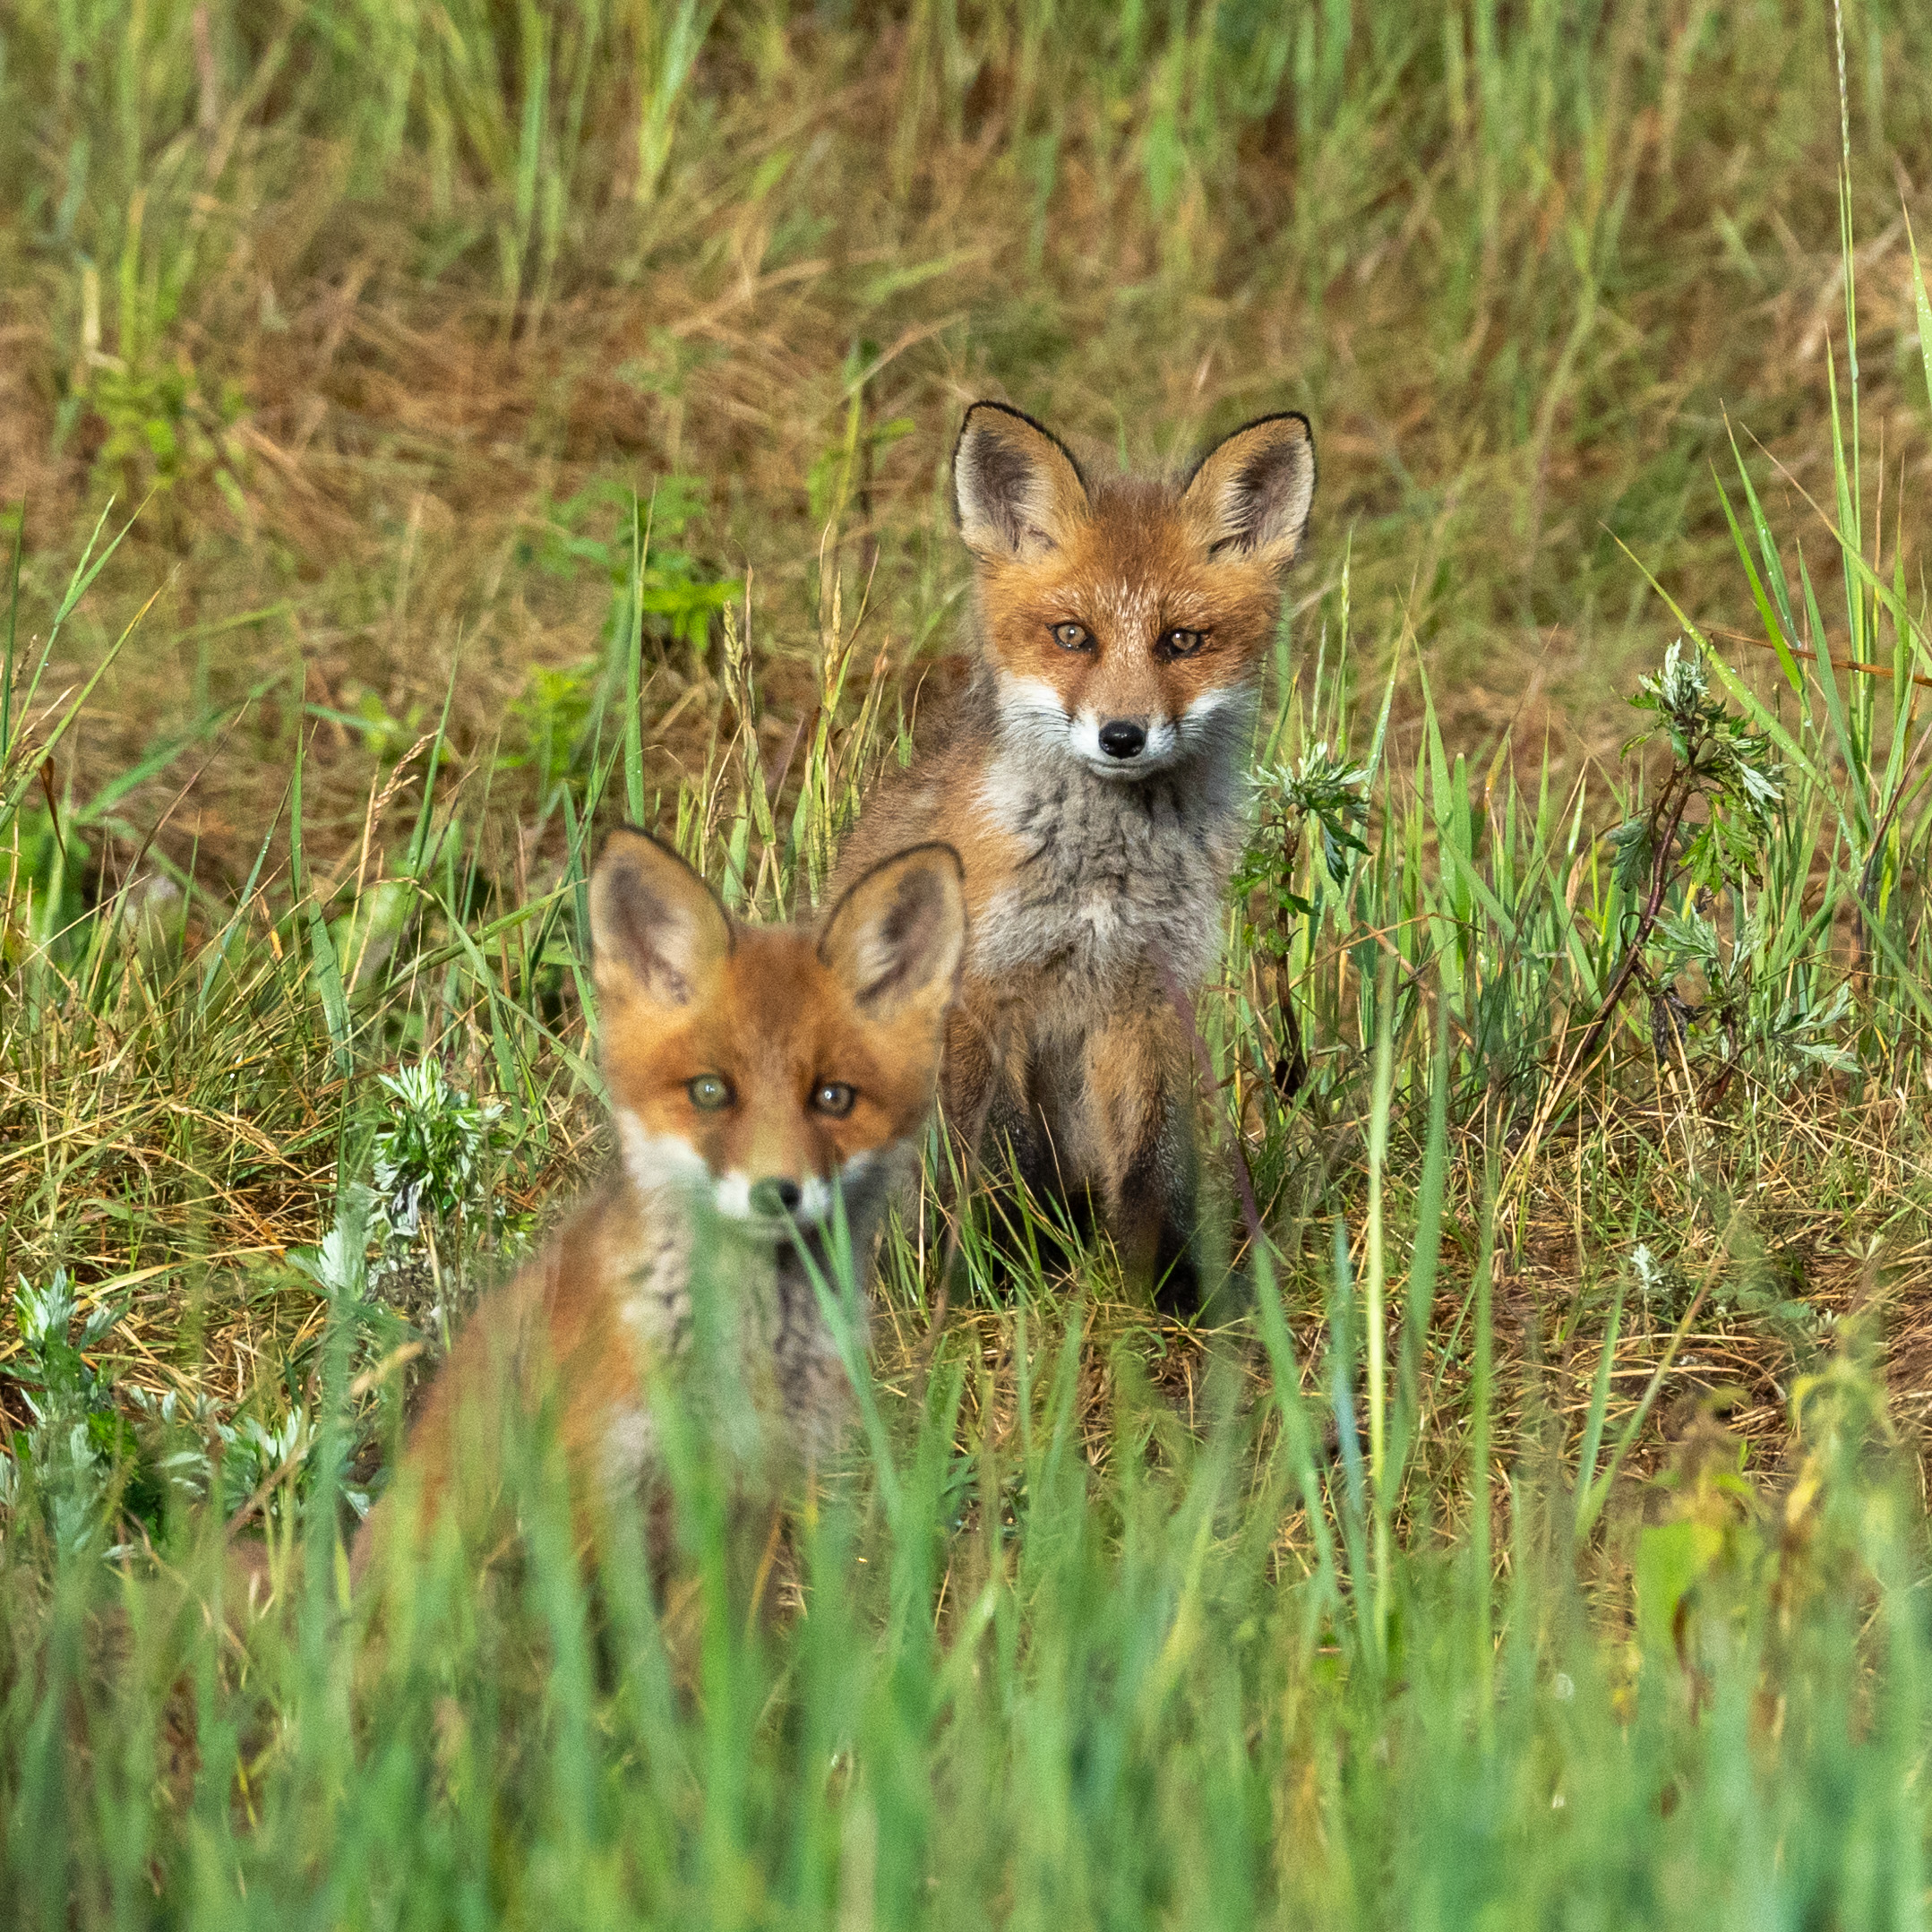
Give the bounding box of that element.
[952,402,1090,562]
[589,829,732,1009]
[1181,412,1316,571]
[818,844,966,1020]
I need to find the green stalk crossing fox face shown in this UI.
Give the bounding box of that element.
[589,830,966,1236]
[952,402,1316,780]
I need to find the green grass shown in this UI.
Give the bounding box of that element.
[11,1254,1930,1928]
[7,0,1932,1923]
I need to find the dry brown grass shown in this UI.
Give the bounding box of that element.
[5,9,1932,899]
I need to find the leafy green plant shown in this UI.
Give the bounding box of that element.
[363,1059,528,1321]
[1238,742,1372,930]
[1567,636,1790,1082]
[524,475,743,659]
[1615,640,1784,900]
[1235,741,1373,1096]
[504,663,600,804]
[85,347,249,509]
[211,1404,331,1526]
[0,1270,132,1558]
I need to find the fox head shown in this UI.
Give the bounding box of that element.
[953,401,1315,781]
[588,830,966,1236]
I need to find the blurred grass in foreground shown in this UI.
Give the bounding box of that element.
[5,1220,1926,1928]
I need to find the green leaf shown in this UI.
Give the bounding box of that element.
[1635,1516,1722,1655]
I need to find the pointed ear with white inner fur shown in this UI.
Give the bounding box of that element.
[953,402,1090,562]
[590,829,732,1009]
[819,844,966,1024]
[1182,412,1317,571]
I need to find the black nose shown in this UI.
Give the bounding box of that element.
[1098,719,1146,760]
[751,1177,803,1217]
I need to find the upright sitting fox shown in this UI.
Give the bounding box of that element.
[829,403,1315,1309]
[355,829,965,1583]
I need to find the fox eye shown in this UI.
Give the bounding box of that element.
[1158,627,1205,659]
[811,1081,856,1118]
[1052,622,1093,652]
[687,1075,734,1111]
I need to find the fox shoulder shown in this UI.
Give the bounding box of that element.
[823,657,996,901]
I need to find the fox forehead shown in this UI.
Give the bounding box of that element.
[981,479,1279,644]
[600,928,933,1115]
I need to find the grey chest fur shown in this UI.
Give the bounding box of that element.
[973,747,1245,990]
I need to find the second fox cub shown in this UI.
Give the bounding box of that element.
[354,829,966,1584]
[829,402,1316,1309]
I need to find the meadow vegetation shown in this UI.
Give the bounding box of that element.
[5,0,1932,1922]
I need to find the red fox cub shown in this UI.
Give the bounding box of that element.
[827,403,1315,1310]
[354,829,966,1584]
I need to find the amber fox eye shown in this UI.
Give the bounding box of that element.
[1158,627,1205,659]
[1051,622,1093,652]
[687,1074,734,1111]
[811,1081,857,1118]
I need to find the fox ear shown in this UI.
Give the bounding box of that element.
[590,829,732,1009]
[953,402,1089,562]
[819,844,966,1023]
[1182,412,1316,571]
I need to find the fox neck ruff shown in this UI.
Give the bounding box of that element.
[971,675,1256,990]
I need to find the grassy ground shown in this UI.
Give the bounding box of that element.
[7,1,1932,1923]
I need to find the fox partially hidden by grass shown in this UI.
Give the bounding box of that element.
[353,828,966,1587]
[829,403,1315,1310]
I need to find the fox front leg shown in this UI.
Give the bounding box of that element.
[942,982,1096,1289]
[939,985,1036,1232]
[1080,992,1201,1314]
[940,986,1011,1180]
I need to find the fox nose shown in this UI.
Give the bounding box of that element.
[1098,718,1147,760]
[749,1177,802,1218]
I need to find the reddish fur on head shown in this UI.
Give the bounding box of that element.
[590,831,966,1221]
[952,403,1315,773]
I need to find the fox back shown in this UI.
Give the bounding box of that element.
[354,830,966,1582]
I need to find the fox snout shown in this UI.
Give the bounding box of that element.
[749,1176,802,1217]
[996,668,1247,782]
[1076,708,1190,774]
[1073,707,1181,776]
[712,1163,836,1231]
